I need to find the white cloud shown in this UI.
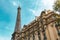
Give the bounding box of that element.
[0,36,10,40]
[41,0,56,10]
[29,0,56,16]
[41,0,54,6]
[12,1,18,6]
[29,9,42,16]
[29,9,36,14]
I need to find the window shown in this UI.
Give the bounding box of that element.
[43,32,47,40]
[57,27,60,36]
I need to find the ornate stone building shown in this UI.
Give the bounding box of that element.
[11,6,60,40]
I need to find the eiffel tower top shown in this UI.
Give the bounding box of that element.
[18,5,21,9]
[14,5,21,33]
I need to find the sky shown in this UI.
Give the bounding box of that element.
[0,0,55,40]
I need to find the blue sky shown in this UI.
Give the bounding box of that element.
[0,0,55,40]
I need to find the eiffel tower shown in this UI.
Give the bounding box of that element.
[11,6,21,40]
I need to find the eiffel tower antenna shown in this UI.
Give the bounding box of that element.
[18,0,20,6]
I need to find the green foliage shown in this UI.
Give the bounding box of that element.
[53,0,60,12]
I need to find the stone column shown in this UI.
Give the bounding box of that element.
[52,23,59,40]
[35,31,39,40]
[24,33,27,40]
[47,23,56,40]
[26,36,28,40]
[33,28,35,40]
[40,31,44,40]
[30,34,33,40]
[28,30,30,40]
[45,26,51,40]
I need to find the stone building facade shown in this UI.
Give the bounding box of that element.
[11,6,60,40]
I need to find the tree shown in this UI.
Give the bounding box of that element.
[53,0,60,12]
